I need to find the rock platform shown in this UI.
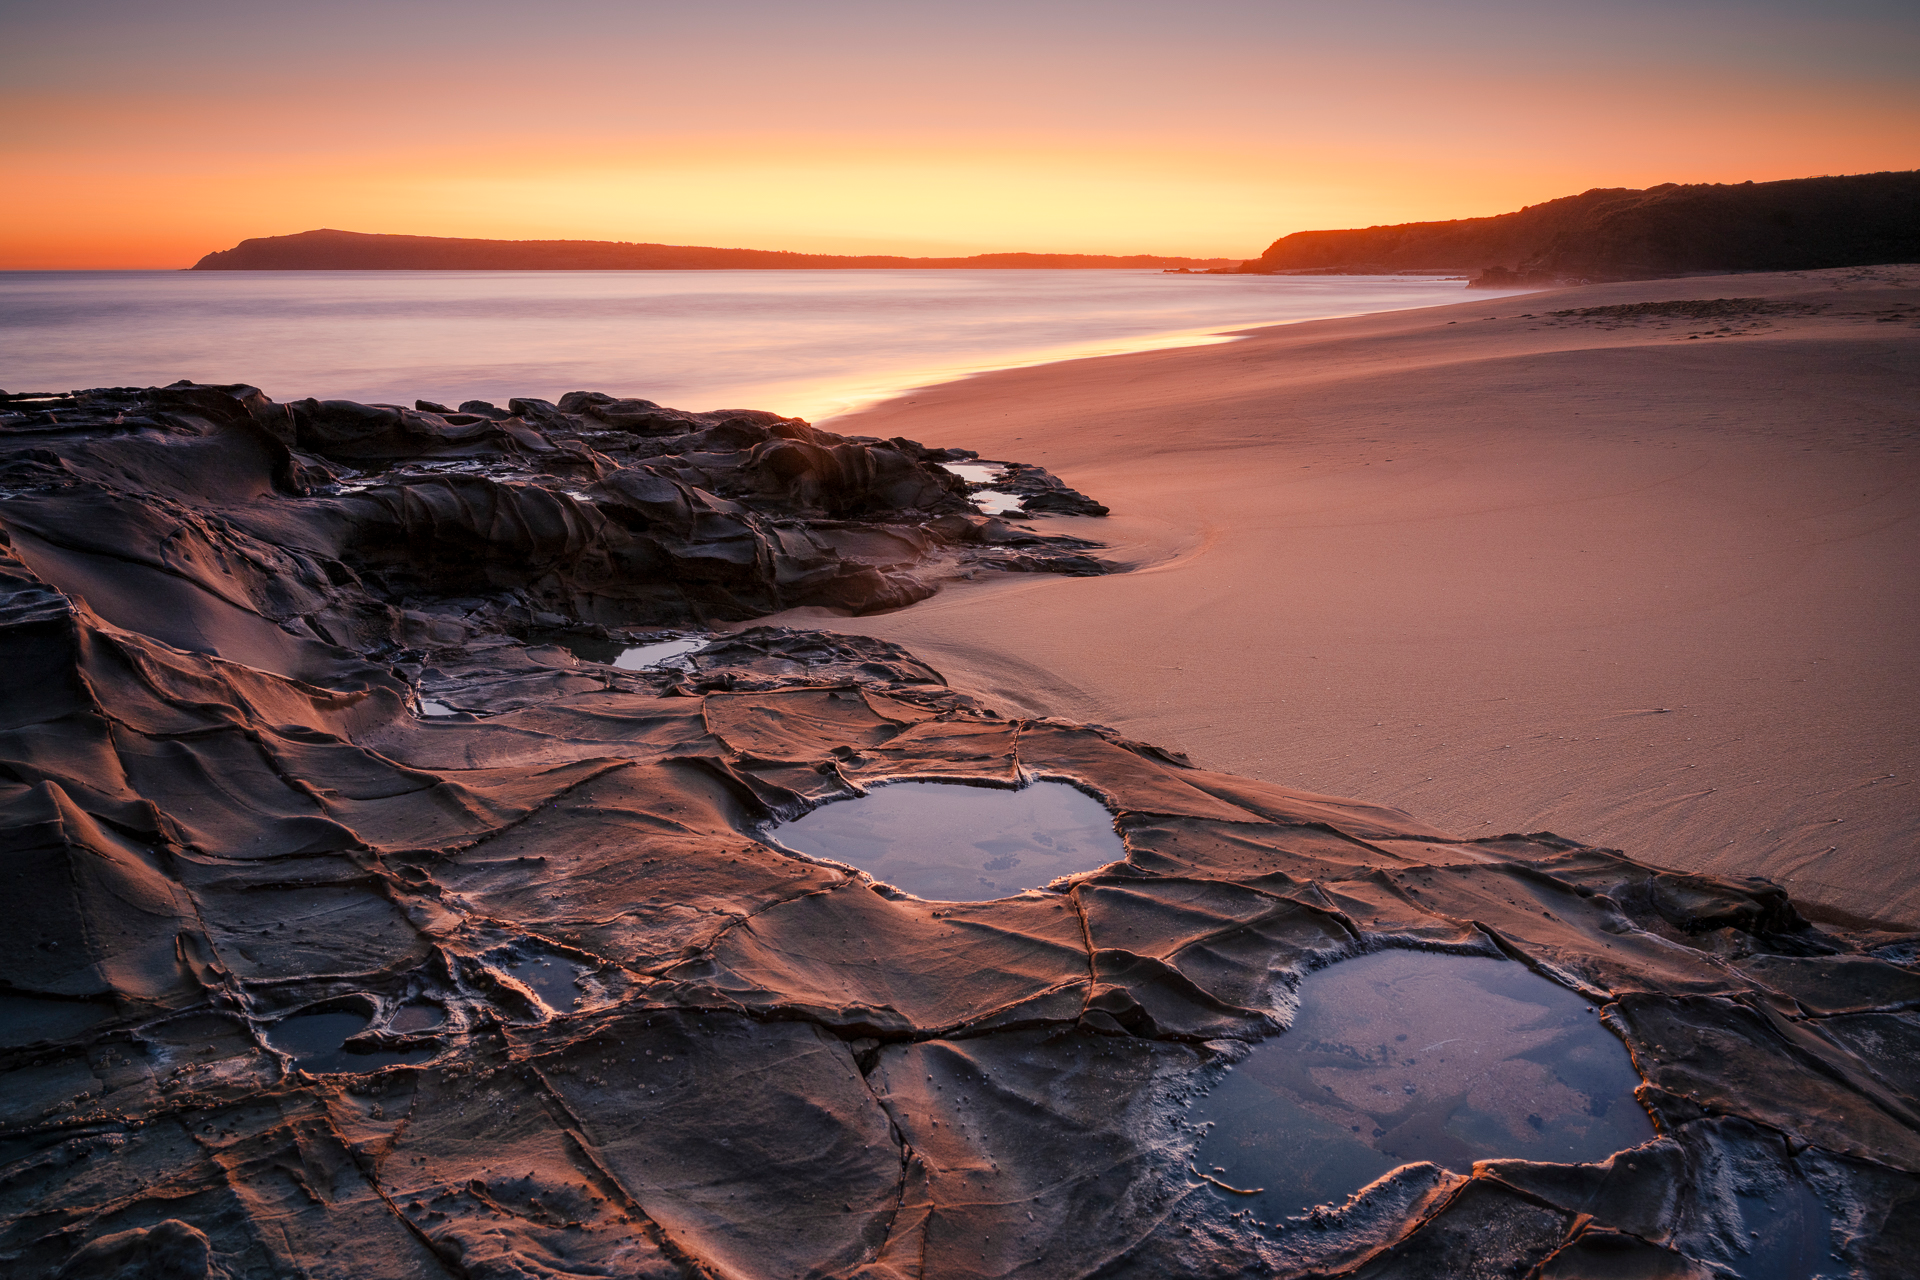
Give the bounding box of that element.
[1,384,1915,1278]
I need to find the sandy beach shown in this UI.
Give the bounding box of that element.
[763,265,1920,930]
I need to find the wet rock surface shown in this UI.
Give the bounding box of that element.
[2,384,1917,1277]
[0,383,1109,647]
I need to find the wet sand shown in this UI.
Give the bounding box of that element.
[769,266,1920,928]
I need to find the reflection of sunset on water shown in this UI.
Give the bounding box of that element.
[1190,950,1652,1222]
[1,269,1517,420]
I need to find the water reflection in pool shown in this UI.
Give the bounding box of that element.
[939,461,1026,516]
[540,632,707,670]
[940,462,1001,485]
[265,1009,437,1075]
[609,638,704,670]
[768,780,1123,900]
[505,953,590,1012]
[1192,950,1652,1221]
[389,1003,445,1033]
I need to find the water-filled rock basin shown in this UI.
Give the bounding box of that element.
[1192,950,1653,1220]
[768,780,1124,901]
[607,637,705,669]
[971,490,1026,515]
[504,951,589,1012]
[264,1009,436,1075]
[939,460,1025,515]
[547,633,707,670]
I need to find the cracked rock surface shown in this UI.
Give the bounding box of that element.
[2,384,1917,1278]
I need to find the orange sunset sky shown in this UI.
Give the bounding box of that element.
[4,0,1918,269]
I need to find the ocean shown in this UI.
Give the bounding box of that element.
[0,269,1505,423]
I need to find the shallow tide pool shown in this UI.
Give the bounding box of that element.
[768,780,1123,900]
[1192,950,1653,1221]
[265,1009,436,1075]
[970,490,1026,515]
[541,632,708,670]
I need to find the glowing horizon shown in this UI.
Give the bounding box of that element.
[4,0,1916,269]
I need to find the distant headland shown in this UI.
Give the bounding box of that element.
[1233,170,1920,285]
[189,230,1237,271]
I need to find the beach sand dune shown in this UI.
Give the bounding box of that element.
[768,266,1920,928]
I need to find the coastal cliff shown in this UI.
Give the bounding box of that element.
[191,229,1235,271]
[1240,170,1920,282]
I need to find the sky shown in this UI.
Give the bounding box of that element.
[3,0,1916,267]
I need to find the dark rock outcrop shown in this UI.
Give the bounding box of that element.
[0,383,1109,646]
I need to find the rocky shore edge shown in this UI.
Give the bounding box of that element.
[1,381,1916,1278]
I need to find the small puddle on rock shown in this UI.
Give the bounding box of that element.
[941,462,1002,485]
[1731,1180,1832,1280]
[971,490,1026,516]
[389,1003,445,1033]
[768,780,1123,900]
[1191,950,1653,1222]
[265,1010,437,1075]
[504,955,589,1012]
[540,632,706,670]
[418,699,458,717]
[939,461,1025,516]
[610,638,704,670]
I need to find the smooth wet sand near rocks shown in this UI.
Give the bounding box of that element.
[765,266,1920,929]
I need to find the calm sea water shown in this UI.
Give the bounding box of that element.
[1,270,1503,422]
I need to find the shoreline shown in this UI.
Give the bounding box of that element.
[752,264,1920,930]
[1,269,1510,425]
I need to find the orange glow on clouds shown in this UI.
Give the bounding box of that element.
[3,0,1916,268]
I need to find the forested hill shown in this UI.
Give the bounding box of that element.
[190,229,1236,270]
[1240,171,1920,281]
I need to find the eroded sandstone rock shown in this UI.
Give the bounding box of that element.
[1,384,1914,1277]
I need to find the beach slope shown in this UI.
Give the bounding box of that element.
[785,266,1920,928]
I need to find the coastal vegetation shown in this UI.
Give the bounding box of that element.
[1236,171,1920,283]
[191,229,1236,272]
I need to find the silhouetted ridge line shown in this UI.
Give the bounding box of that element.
[190,229,1236,271]
[1236,171,1920,285]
